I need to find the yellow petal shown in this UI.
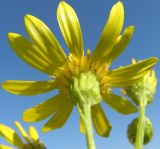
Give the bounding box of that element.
[28,126,39,142]
[102,93,138,114]
[0,124,23,148]
[91,104,112,137]
[14,121,30,144]
[8,33,57,74]
[2,80,57,96]
[132,58,137,64]
[23,94,66,122]
[107,57,158,87]
[79,117,85,134]
[42,99,73,132]
[24,14,67,66]
[57,1,84,59]
[102,26,135,64]
[0,145,13,149]
[91,1,124,62]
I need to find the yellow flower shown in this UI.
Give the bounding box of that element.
[2,1,158,137]
[122,59,157,105]
[0,121,46,149]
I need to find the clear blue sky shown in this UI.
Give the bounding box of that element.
[0,0,159,149]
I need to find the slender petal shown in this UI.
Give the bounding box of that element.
[24,14,67,65]
[8,33,57,74]
[91,104,112,137]
[0,145,13,149]
[28,126,39,142]
[2,80,57,96]
[102,26,135,64]
[0,124,23,148]
[42,99,73,132]
[91,1,124,62]
[57,1,84,59]
[102,93,138,114]
[14,121,30,144]
[23,94,66,122]
[106,57,158,87]
[79,117,85,133]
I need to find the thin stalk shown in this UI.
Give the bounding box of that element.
[135,98,147,149]
[77,103,96,149]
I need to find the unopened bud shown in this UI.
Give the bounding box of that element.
[127,117,153,145]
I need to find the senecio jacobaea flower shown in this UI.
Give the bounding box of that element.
[2,1,158,138]
[0,121,46,149]
[122,59,157,105]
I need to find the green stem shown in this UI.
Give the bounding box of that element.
[77,103,96,149]
[135,98,147,149]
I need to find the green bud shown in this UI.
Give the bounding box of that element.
[70,71,102,106]
[123,69,157,105]
[127,117,153,145]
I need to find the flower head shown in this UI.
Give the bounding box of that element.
[0,121,46,149]
[122,59,157,105]
[2,1,158,137]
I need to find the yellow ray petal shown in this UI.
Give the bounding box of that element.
[102,93,138,114]
[0,124,23,148]
[8,33,58,74]
[28,126,39,142]
[107,57,158,87]
[24,14,67,66]
[91,104,112,137]
[132,58,137,64]
[14,121,30,144]
[2,80,57,96]
[102,26,135,64]
[0,145,13,149]
[91,1,124,62]
[23,94,66,122]
[79,117,85,134]
[42,99,73,132]
[57,1,84,59]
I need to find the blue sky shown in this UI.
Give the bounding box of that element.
[0,0,159,149]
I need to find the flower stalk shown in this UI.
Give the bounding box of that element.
[135,96,147,149]
[77,103,96,149]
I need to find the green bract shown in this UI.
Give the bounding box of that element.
[70,71,102,106]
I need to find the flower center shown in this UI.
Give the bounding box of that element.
[53,50,111,105]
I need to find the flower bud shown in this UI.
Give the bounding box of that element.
[127,117,153,145]
[122,60,157,105]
